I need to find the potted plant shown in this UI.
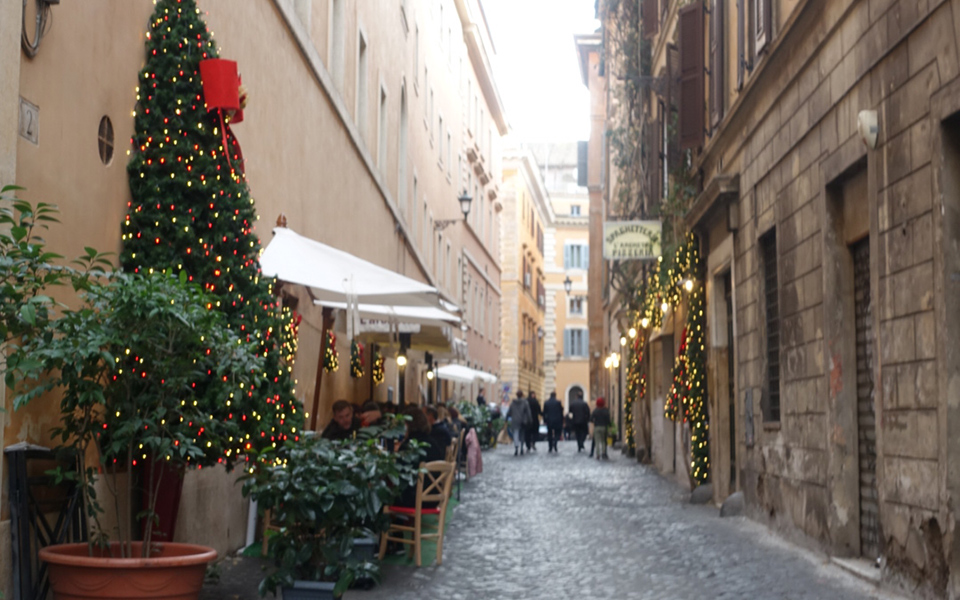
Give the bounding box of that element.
[244,421,420,599]
[12,267,265,600]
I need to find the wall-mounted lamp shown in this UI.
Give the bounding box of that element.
[661,301,670,313]
[396,354,408,368]
[628,327,637,339]
[640,317,650,329]
[620,336,627,347]
[563,275,573,294]
[683,278,695,292]
[434,191,474,230]
[857,110,879,149]
[426,370,435,381]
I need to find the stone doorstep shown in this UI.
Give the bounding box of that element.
[830,556,881,585]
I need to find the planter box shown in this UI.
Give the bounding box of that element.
[353,536,378,561]
[282,580,337,600]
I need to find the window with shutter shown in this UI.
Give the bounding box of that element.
[643,0,659,38]
[710,0,725,128]
[760,229,780,422]
[755,0,771,54]
[647,118,661,208]
[666,45,681,169]
[679,2,705,151]
[737,0,745,89]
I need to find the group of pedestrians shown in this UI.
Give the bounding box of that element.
[505,390,613,460]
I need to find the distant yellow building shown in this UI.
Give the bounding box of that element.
[526,144,591,409]
[500,150,550,403]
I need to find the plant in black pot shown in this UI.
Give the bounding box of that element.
[12,268,265,600]
[244,421,421,599]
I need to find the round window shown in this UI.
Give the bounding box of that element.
[97,116,114,165]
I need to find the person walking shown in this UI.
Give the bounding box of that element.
[476,388,487,408]
[568,393,591,452]
[507,390,532,456]
[525,391,542,452]
[590,397,612,460]
[542,391,564,453]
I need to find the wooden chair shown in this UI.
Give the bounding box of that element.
[378,460,455,566]
[446,427,466,500]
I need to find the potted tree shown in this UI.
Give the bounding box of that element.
[13,267,265,600]
[244,423,421,599]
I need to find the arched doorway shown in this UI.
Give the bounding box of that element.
[566,385,584,411]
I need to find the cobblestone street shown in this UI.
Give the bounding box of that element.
[347,441,903,600]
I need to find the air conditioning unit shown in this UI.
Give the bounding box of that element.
[524,273,531,287]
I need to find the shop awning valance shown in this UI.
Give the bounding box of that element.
[314,300,461,329]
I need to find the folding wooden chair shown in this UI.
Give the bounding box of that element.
[379,460,455,566]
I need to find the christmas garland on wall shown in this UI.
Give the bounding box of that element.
[350,339,364,379]
[632,232,709,484]
[624,335,647,455]
[323,330,339,373]
[372,347,384,385]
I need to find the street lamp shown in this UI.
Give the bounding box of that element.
[434,191,473,230]
[563,275,572,294]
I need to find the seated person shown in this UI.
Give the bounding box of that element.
[424,405,453,450]
[358,400,384,427]
[396,407,447,508]
[320,400,359,441]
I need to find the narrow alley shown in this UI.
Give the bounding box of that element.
[346,442,901,600]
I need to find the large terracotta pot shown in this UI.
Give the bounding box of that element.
[39,542,217,600]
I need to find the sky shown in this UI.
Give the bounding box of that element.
[481,0,600,143]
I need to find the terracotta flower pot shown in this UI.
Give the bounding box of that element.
[39,542,217,600]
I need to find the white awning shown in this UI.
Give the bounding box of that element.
[437,364,497,384]
[314,300,461,329]
[260,227,441,307]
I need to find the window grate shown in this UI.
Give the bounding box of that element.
[761,230,780,421]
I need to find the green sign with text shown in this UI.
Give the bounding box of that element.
[603,220,662,260]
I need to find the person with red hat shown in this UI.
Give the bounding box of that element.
[590,397,612,460]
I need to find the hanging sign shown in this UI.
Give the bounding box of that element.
[603,220,662,260]
[359,319,421,334]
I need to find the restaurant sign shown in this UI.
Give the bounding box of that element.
[603,220,662,260]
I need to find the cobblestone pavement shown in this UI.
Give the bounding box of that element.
[346,440,904,600]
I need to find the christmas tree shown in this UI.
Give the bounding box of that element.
[124,0,302,465]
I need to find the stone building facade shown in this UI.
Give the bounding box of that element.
[602,0,960,595]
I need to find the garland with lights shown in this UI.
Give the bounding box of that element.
[623,335,646,455]
[350,339,364,379]
[633,232,709,483]
[684,279,709,484]
[323,330,339,373]
[372,347,384,385]
[122,0,302,468]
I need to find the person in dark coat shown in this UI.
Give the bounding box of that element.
[507,391,532,456]
[396,407,447,508]
[476,389,487,408]
[542,391,564,453]
[525,391,542,452]
[590,397,612,460]
[568,393,591,452]
[320,399,360,441]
